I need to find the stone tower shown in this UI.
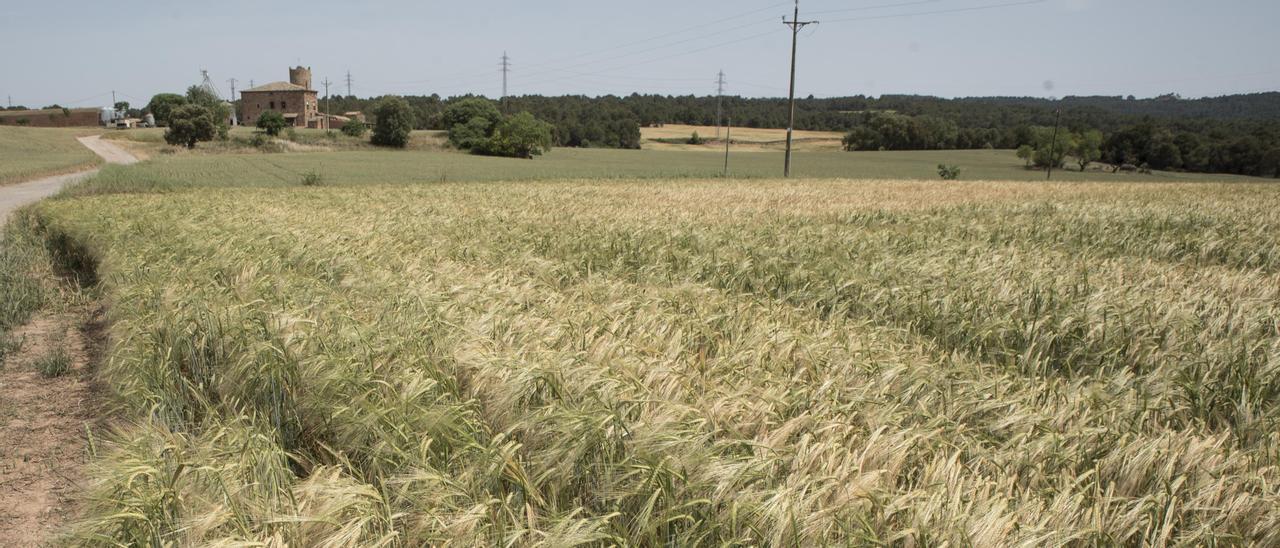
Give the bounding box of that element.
[289,66,312,90]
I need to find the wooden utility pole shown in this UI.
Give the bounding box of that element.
[783,0,817,178]
[723,117,732,177]
[1047,107,1061,180]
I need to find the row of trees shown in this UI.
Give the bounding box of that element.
[443,98,554,158]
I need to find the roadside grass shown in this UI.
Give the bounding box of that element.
[0,127,102,185]
[29,179,1280,545]
[0,212,52,364]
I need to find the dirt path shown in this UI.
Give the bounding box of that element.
[0,309,106,546]
[0,135,138,229]
[0,135,133,545]
[75,135,138,166]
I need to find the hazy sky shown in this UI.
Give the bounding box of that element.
[3,0,1277,109]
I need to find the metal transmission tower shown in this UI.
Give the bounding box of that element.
[782,0,817,178]
[715,70,727,140]
[501,52,511,98]
[321,78,333,130]
[227,78,238,123]
[345,70,353,97]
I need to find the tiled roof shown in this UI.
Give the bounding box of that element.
[243,81,313,93]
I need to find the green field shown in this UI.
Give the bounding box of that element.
[17,173,1280,545]
[65,145,1268,198]
[0,127,101,184]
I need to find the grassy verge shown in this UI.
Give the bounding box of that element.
[0,127,102,185]
[0,212,55,363]
[31,179,1280,545]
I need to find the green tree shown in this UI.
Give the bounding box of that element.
[1016,144,1035,167]
[451,117,495,150]
[687,131,703,145]
[146,93,187,126]
[113,101,130,112]
[1071,130,1103,171]
[185,86,230,138]
[1032,127,1073,169]
[371,96,415,148]
[479,112,554,159]
[340,120,368,137]
[256,111,287,136]
[445,98,502,148]
[442,97,501,130]
[164,104,217,149]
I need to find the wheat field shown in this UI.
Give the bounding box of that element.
[0,127,102,184]
[22,178,1280,545]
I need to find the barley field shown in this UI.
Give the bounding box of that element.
[0,126,101,184]
[23,177,1280,545]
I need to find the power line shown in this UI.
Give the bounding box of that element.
[381,3,786,91]
[783,0,817,178]
[518,1,790,72]
[822,0,1046,23]
[808,0,942,16]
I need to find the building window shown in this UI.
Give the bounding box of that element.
[270,101,275,109]
[282,101,288,110]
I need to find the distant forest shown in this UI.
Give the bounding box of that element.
[314,92,1280,177]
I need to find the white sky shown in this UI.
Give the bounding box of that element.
[2,0,1277,108]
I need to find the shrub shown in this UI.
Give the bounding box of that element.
[688,131,704,145]
[1017,144,1035,167]
[164,104,217,149]
[340,121,368,137]
[15,118,29,126]
[256,111,287,136]
[478,112,554,159]
[371,96,415,148]
[937,164,961,180]
[300,170,323,186]
[284,127,298,142]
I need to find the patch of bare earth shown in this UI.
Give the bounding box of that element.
[0,307,105,546]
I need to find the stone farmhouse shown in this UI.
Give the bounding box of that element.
[242,66,346,129]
